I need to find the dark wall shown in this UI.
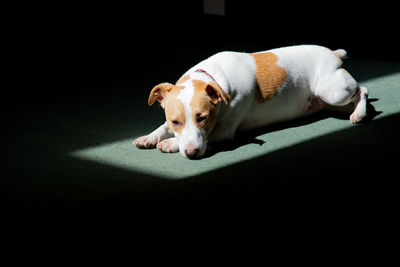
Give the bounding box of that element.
[4,1,201,90]
[4,0,398,106]
[223,1,398,62]
[7,0,398,65]
[3,1,203,109]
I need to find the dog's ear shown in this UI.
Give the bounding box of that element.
[148,83,174,108]
[206,81,230,105]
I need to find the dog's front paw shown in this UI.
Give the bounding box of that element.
[133,135,158,149]
[157,138,179,153]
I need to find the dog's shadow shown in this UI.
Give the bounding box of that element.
[204,99,381,158]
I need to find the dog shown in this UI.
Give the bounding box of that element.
[133,45,368,159]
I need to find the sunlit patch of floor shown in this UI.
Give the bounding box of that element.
[71,70,399,179]
[71,115,355,179]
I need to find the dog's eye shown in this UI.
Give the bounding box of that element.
[197,116,207,123]
[172,120,180,126]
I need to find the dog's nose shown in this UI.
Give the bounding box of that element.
[184,146,200,158]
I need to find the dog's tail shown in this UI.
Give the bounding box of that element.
[332,49,348,59]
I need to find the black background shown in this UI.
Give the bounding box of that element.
[2,1,399,214]
[4,0,399,98]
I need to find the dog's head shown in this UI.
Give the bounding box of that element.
[148,72,230,158]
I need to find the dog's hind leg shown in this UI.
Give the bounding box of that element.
[316,68,368,123]
[350,86,368,123]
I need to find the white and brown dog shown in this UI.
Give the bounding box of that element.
[133,45,368,159]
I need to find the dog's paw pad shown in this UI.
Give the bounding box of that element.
[157,139,179,153]
[133,136,157,149]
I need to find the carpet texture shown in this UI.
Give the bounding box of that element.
[1,50,399,212]
[74,59,400,179]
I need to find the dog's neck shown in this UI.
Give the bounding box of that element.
[194,69,215,81]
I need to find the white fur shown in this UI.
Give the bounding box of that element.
[176,79,207,157]
[134,45,368,158]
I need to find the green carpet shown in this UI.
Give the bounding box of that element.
[72,59,400,179]
[1,52,399,212]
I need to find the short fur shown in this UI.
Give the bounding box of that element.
[134,45,368,159]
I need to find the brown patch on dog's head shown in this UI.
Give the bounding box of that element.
[176,75,190,85]
[148,76,230,137]
[148,82,185,107]
[165,88,185,134]
[148,83,174,108]
[148,82,186,133]
[251,52,287,102]
[190,79,229,135]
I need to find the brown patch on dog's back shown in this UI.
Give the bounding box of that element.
[251,52,287,102]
